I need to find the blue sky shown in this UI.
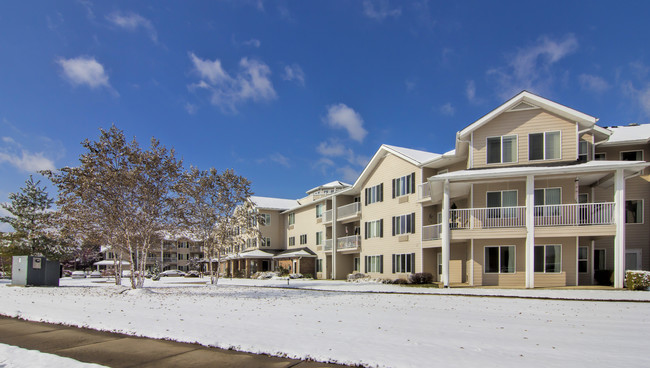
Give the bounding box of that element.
[1,1,650,229]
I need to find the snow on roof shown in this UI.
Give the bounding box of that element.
[383,144,441,165]
[273,247,317,258]
[250,196,299,211]
[601,124,650,146]
[306,181,351,194]
[237,249,278,259]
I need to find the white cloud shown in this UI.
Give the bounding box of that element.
[439,102,455,116]
[323,104,367,142]
[57,56,113,91]
[405,79,416,92]
[640,87,650,116]
[106,12,158,43]
[243,38,261,48]
[488,34,578,99]
[338,166,360,183]
[317,140,348,157]
[184,103,198,115]
[0,150,56,172]
[363,0,401,21]
[188,53,277,113]
[1,137,15,144]
[269,153,290,168]
[579,74,610,93]
[282,64,305,86]
[466,80,476,102]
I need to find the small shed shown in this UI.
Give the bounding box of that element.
[12,256,60,287]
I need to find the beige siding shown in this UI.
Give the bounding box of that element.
[474,239,526,287]
[259,209,286,250]
[472,109,578,169]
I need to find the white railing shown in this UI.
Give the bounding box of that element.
[418,183,431,199]
[338,202,361,218]
[422,224,442,241]
[324,239,333,251]
[324,210,333,223]
[451,206,527,229]
[337,235,361,250]
[534,202,615,226]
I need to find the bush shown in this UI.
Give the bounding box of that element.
[626,271,650,290]
[303,273,313,279]
[277,266,290,277]
[594,270,613,286]
[347,273,367,282]
[392,278,408,284]
[233,270,245,278]
[408,272,434,284]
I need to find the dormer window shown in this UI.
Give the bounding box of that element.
[487,135,517,164]
[529,131,560,161]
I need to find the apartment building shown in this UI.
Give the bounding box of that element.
[226,91,649,288]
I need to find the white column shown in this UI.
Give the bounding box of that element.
[525,175,535,289]
[331,196,338,280]
[469,239,474,286]
[441,179,450,288]
[614,169,626,288]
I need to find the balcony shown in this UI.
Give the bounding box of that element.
[337,202,361,222]
[324,239,333,251]
[337,235,361,251]
[323,210,333,224]
[418,183,431,200]
[422,224,442,241]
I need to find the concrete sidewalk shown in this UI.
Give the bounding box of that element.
[0,316,347,368]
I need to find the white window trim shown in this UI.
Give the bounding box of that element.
[288,213,295,225]
[486,134,519,165]
[486,189,519,207]
[626,249,643,270]
[578,246,589,274]
[528,130,562,161]
[620,150,644,161]
[367,255,382,273]
[534,244,562,274]
[626,199,644,224]
[483,245,516,274]
[367,219,382,239]
[393,253,414,273]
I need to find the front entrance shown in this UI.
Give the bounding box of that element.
[626,249,642,271]
[436,253,442,282]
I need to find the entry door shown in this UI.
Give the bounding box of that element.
[293,260,297,273]
[436,253,442,282]
[626,250,642,271]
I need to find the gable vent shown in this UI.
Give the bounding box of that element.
[508,101,538,111]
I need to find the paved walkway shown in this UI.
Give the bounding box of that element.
[0,316,346,368]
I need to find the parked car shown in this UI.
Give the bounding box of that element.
[160,270,186,277]
[184,270,200,278]
[71,271,86,279]
[89,271,102,278]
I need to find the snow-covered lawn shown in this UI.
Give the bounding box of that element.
[0,343,108,368]
[1,278,649,367]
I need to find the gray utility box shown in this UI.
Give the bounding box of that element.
[12,256,60,287]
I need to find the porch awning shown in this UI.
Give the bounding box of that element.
[273,247,317,259]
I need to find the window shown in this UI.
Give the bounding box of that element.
[365,255,383,273]
[178,254,184,260]
[262,237,271,247]
[487,135,517,164]
[529,131,561,161]
[594,153,606,160]
[289,236,295,246]
[486,190,517,218]
[364,219,383,239]
[626,200,643,224]
[578,140,589,162]
[288,213,295,225]
[261,214,271,226]
[365,183,384,205]
[392,213,415,235]
[316,204,324,218]
[621,150,643,161]
[484,246,515,273]
[353,257,360,272]
[594,249,606,271]
[300,234,307,245]
[534,245,561,273]
[392,253,415,273]
[578,193,589,204]
[578,246,588,273]
[316,231,323,245]
[392,173,415,197]
[316,259,323,273]
[534,188,561,216]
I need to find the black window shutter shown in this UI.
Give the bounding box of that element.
[392,179,396,198]
[379,219,383,238]
[364,222,367,239]
[411,253,415,273]
[379,183,384,202]
[392,216,396,236]
[364,188,368,205]
[410,172,416,194]
[380,255,384,273]
[411,213,416,234]
[392,255,396,273]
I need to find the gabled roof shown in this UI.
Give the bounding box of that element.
[237,249,280,259]
[600,124,650,147]
[250,196,299,211]
[306,181,351,194]
[273,247,317,258]
[458,91,598,138]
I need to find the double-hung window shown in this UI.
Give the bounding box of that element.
[534,188,561,217]
[392,213,415,235]
[578,246,588,273]
[486,190,517,218]
[621,150,643,161]
[261,214,271,226]
[288,236,295,246]
[364,219,383,239]
[392,253,415,273]
[262,237,271,247]
[316,259,323,272]
[487,135,517,164]
[365,183,384,205]
[534,245,561,273]
[288,213,295,225]
[299,234,307,245]
[578,140,589,162]
[626,200,643,224]
[393,173,415,197]
[316,231,323,245]
[484,246,515,273]
[315,204,324,218]
[364,255,383,273]
[529,131,561,161]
